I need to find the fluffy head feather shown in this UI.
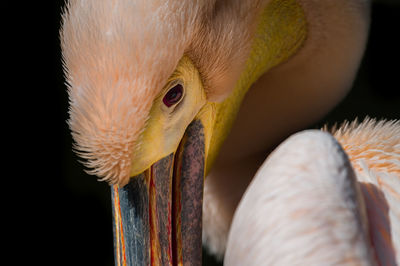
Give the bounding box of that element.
[61,0,198,183]
[61,0,266,183]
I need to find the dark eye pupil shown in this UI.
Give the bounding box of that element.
[163,84,183,107]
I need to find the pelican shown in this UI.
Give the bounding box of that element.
[60,0,399,265]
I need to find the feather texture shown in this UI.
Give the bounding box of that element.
[61,0,267,184]
[224,119,399,264]
[61,0,196,183]
[225,130,376,265]
[331,118,400,264]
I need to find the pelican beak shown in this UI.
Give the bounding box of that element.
[112,119,205,266]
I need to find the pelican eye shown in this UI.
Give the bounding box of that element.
[163,83,184,107]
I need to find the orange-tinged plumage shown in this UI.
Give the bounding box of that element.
[332,118,400,264]
[226,120,400,265]
[331,118,400,176]
[62,0,269,184]
[61,0,188,183]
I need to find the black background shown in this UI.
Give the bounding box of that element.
[15,1,399,265]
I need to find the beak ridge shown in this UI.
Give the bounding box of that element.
[112,120,205,266]
[112,173,150,265]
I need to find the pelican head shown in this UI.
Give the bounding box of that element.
[61,0,370,264]
[61,0,261,263]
